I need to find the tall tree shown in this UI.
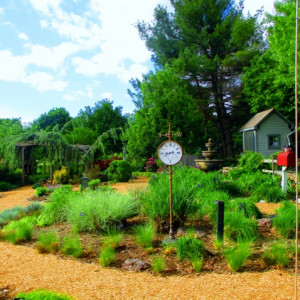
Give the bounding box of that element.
[137,0,262,157]
[242,0,295,122]
[32,107,71,132]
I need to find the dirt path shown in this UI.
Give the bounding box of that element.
[0,181,297,299]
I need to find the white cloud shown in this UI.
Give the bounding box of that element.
[40,20,49,28]
[101,92,112,99]
[18,33,29,40]
[29,0,62,16]
[26,72,67,92]
[0,8,4,14]
[63,88,94,102]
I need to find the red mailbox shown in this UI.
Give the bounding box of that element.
[277,151,295,167]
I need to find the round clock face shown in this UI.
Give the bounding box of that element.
[158,140,183,166]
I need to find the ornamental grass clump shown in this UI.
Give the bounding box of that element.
[224,241,252,272]
[224,211,258,242]
[37,185,75,226]
[227,198,262,219]
[16,289,74,300]
[99,246,116,267]
[152,255,166,274]
[140,167,201,227]
[176,232,205,261]
[0,206,25,226]
[36,231,60,254]
[60,233,83,258]
[192,256,204,273]
[273,201,298,238]
[263,241,290,268]
[102,228,124,249]
[1,216,35,244]
[66,190,138,232]
[133,222,156,248]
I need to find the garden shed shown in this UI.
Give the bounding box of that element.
[240,108,294,157]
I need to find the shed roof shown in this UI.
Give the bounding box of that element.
[240,108,294,132]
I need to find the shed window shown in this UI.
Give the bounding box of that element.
[268,135,280,149]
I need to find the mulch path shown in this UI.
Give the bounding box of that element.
[0,179,299,299]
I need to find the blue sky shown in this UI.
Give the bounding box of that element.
[0,0,276,124]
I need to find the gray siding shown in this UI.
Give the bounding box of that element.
[244,131,255,151]
[257,113,292,157]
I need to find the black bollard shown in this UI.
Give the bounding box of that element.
[214,200,224,241]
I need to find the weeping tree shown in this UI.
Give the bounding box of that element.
[2,131,87,184]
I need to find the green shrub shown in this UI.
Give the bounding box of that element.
[224,241,252,272]
[176,232,205,261]
[251,179,285,203]
[0,181,16,192]
[16,289,73,300]
[238,151,264,172]
[133,222,156,248]
[224,211,258,242]
[60,233,83,258]
[99,246,116,267]
[36,231,60,254]
[53,166,70,184]
[66,190,138,232]
[263,241,290,268]
[2,216,35,244]
[35,186,49,197]
[152,256,166,273]
[88,179,101,190]
[273,201,298,238]
[107,160,132,182]
[227,198,262,219]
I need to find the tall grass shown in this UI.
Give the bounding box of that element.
[66,190,138,232]
[152,256,166,274]
[224,241,252,272]
[227,198,262,219]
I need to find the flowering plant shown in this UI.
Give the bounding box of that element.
[145,157,157,172]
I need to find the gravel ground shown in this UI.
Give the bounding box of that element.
[0,182,299,299]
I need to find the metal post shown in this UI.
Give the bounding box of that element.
[169,165,174,239]
[215,201,224,241]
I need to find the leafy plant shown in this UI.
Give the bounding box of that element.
[273,201,298,238]
[0,206,25,226]
[99,246,116,267]
[36,231,60,254]
[53,166,70,184]
[263,241,290,268]
[15,289,73,300]
[0,181,16,192]
[224,241,252,272]
[107,160,132,182]
[238,151,264,172]
[176,232,205,261]
[152,256,166,273]
[224,211,258,242]
[32,183,42,189]
[133,222,156,248]
[60,233,83,258]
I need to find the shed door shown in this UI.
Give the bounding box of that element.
[244,131,255,151]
